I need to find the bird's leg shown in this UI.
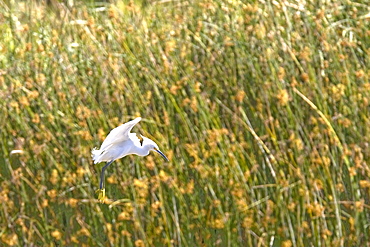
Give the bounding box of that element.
[96,160,114,202]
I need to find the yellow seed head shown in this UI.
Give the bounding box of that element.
[235,90,246,103]
[49,169,59,185]
[51,230,62,240]
[278,67,285,81]
[1,233,18,246]
[300,73,309,82]
[67,198,78,208]
[355,69,365,78]
[212,218,225,229]
[281,240,292,247]
[359,180,370,188]
[41,199,49,208]
[135,239,145,247]
[118,211,131,221]
[276,89,289,106]
[242,217,253,229]
[349,167,357,177]
[77,227,91,237]
[355,200,364,212]
[19,96,30,106]
[47,189,58,199]
[121,230,131,237]
[107,175,118,184]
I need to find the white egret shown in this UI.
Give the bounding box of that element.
[92,117,169,202]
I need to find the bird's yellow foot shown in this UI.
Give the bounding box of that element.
[96,188,106,203]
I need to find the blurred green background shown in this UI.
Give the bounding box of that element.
[0,0,369,246]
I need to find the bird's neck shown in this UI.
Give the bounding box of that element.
[131,144,150,157]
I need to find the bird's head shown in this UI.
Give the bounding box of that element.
[142,136,169,161]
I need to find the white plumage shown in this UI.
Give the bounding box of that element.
[92,117,169,202]
[92,117,142,164]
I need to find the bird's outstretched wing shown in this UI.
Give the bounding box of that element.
[99,117,141,150]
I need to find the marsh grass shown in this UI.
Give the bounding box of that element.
[0,0,369,246]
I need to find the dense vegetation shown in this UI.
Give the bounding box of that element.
[1,0,369,246]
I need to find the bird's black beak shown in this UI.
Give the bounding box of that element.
[154,148,169,161]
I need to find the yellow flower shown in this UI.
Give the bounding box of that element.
[355,200,364,212]
[359,180,370,188]
[118,211,131,221]
[210,218,225,229]
[67,198,78,208]
[28,90,39,99]
[281,240,292,247]
[300,73,309,82]
[235,90,246,103]
[41,199,49,208]
[77,227,91,237]
[145,156,155,170]
[32,114,40,124]
[47,189,58,199]
[135,239,145,247]
[165,40,176,54]
[355,69,364,78]
[107,175,118,184]
[276,89,289,106]
[19,96,30,106]
[51,230,62,240]
[49,169,59,185]
[151,201,161,213]
[121,230,131,237]
[1,233,18,246]
[278,67,285,81]
[242,217,253,229]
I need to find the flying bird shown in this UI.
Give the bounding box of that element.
[92,117,169,202]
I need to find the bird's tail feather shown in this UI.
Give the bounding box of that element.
[91,148,103,164]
